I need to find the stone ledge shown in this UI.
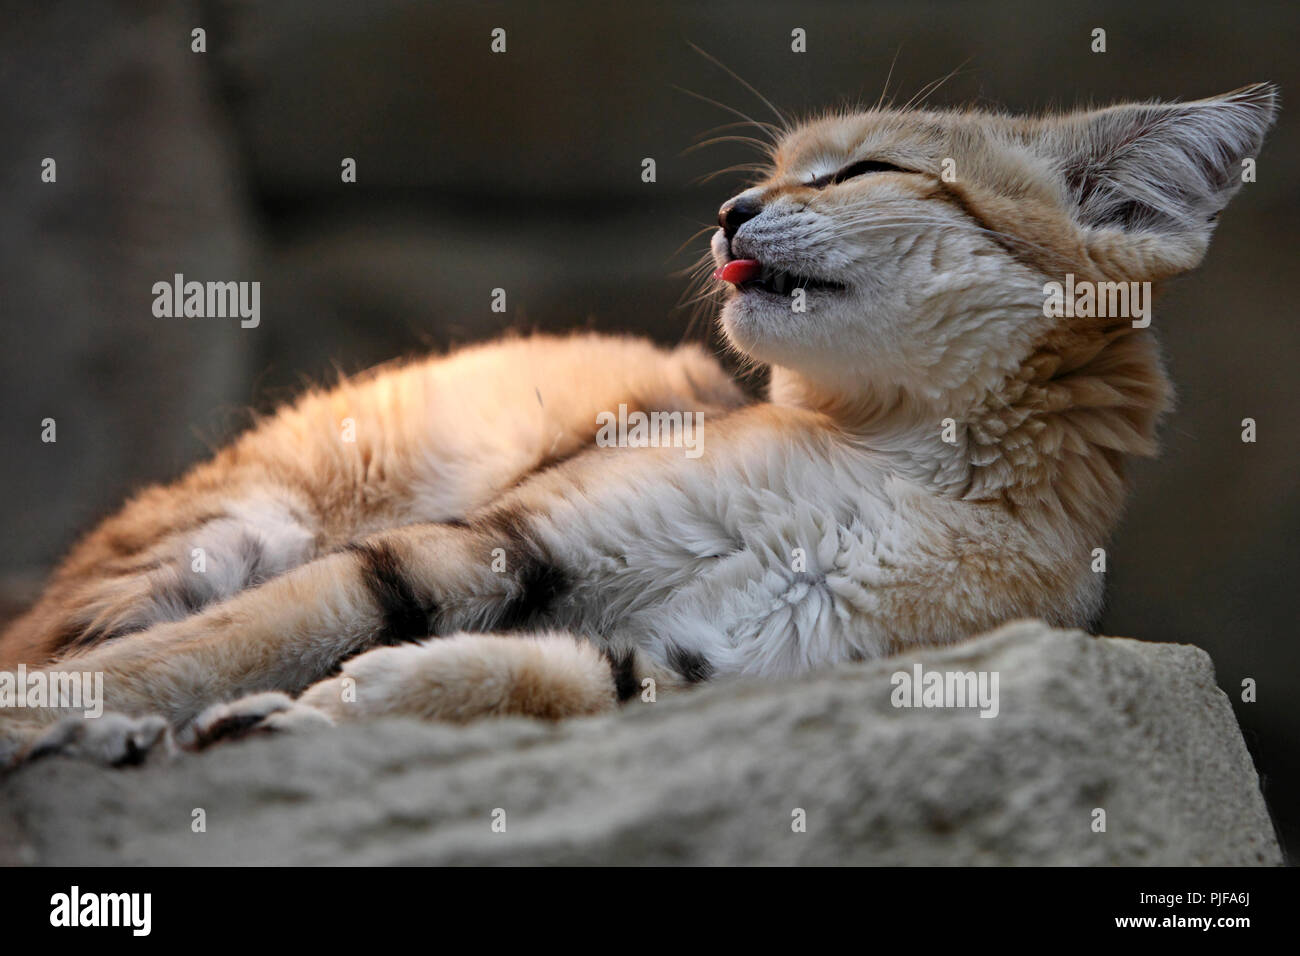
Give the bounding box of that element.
[0,620,1281,865]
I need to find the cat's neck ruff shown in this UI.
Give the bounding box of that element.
[765,315,1169,544]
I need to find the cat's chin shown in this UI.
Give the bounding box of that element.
[719,295,842,371]
[720,281,847,325]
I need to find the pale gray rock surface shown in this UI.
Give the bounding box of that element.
[0,620,1281,865]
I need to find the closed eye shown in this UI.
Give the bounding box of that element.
[810,159,912,188]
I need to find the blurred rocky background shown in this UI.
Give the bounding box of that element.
[1,0,1296,857]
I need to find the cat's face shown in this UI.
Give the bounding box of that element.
[710,86,1276,404]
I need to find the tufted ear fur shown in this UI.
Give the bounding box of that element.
[1042,83,1277,273]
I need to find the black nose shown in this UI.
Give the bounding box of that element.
[718,196,762,239]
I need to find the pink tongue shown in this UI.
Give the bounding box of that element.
[713,259,762,284]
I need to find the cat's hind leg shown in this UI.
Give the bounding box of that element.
[1,488,319,669]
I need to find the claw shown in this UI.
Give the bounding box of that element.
[19,713,174,767]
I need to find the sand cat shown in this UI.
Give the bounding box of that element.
[0,84,1276,765]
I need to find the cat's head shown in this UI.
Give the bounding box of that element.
[711,85,1277,408]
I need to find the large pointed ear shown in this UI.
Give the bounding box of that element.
[1046,83,1277,253]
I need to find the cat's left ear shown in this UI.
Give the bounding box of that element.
[1045,83,1277,271]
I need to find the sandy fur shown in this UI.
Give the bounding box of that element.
[0,85,1277,761]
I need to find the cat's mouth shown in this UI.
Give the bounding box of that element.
[713,258,846,297]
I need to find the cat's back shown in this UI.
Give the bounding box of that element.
[0,333,745,668]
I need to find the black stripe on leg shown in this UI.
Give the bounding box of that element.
[605,648,641,703]
[495,561,571,631]
[346,541,436,645]
[667,645,715,683]
[474,506,571,631]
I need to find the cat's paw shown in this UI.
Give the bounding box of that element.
[296,631,618,722]
[181,691,334,750]
[19,712,174,768]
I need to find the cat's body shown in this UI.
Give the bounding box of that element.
[0,84,1276,764]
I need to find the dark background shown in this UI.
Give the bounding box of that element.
[2,0,1296,860]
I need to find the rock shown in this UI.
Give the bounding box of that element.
[0,620,1280,865]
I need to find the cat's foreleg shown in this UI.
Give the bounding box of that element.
[295,631,624,723]
[7,512,595,730]
[178,629,658,752]
[161,632,633,753]
[0,523,504,763]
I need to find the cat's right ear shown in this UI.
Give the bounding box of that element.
[1044,83,1278,276]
